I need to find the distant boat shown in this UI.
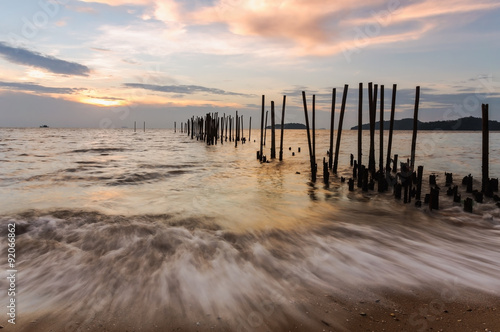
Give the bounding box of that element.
[39,125,49,128]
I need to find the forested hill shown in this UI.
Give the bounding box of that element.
[266,123,307,129]
[350,116,500,130]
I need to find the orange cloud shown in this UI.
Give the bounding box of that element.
[79,0,153,5]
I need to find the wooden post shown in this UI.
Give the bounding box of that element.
[379,85,384,173]
[241,115,243,142]
[357,83,362,169]
[135,121,137,132]
[410,86,420,169]
[416,165,423,200]
[271,101,276,158]
[143,121,145,132]
[225,114,228,141]
[264,111,268,146]
[312,95,316,172]
[249,116,252,142]
[482,103,489,194]
[329,88,336,169]
[323,157,329,185]
[279,95,286,161]
[386,84,397,172]
[259,95,265,161]
[333,84,349,174]
[302,91,315,182]
[368,82,376,175]
[393,154,398,173]
[235,112,238,148]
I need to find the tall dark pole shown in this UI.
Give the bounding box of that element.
[302,91,315,181]
[386,84,397,172]
[333,84,349,174]
[312,95,316,170]
[329,88,336,170]
[271,101,276,159]
[357,83,362,168]
[368,82,376,174]
[482,103,489,193]
[264,111,268,146]
[379,85,384,173]
[410,86,420,169]
[279,95,286,161]
[259,95,265,161]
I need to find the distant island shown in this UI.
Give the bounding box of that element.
[266,123,307,129]
[351,116,500,131]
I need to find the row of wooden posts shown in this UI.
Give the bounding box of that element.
[175,111,251,147]
[175,83,497,213]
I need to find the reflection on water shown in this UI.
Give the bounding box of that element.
[1,128,500,330]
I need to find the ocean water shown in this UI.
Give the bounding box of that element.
[1,127,500,330]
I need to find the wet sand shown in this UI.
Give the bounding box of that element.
[6,287,499,331]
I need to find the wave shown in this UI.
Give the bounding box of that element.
[1,208,500,331]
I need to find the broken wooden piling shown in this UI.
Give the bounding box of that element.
[333,84,348,174]
[410,86,420,169]
[302,91,316,182]
[386,84,397,172]
[279,95,286,161]
[482,103,489,194]
[357,83,362,170]
[379,85,384,173]
[259,95,265,161]
[271,101,276,159]
[329,88,336,170]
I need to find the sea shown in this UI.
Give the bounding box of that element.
[1,127,500,331]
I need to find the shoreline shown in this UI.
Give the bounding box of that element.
[5,287,499,331]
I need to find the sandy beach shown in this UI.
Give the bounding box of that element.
[5,286,499,331]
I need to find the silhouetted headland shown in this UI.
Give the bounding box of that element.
[351,116,500,131]
[266,122,306,129]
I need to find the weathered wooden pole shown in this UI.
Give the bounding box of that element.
[249,116,252,142]
[482,103,489,194]
[312,95,316,170]
[259,95,265,161]
[220,116,223,144]
[333,84,349,174]
[329,88,336,169]
[302,91,315,181]
[264,111,268,146]
[240,115,244,141]
[386,84,397,172]
[410,86,420,169]
[191,117,194,140]
[368,82,376,175]
[379,85,384,173]
[235,112,238,148]
[135,121,137,132]
[416,165,423,201]
[224,114,228,141]
[357,83,362,168]
[279,95,286,161]
[143,121,145,132]
[271,101,276,158]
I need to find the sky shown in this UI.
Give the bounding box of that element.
[0,0,499,128]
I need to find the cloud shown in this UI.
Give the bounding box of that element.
[124,83,253,96]
[0,42,90,76]
[0,81,77,94]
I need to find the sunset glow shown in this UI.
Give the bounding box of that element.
[0,0,498,128]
